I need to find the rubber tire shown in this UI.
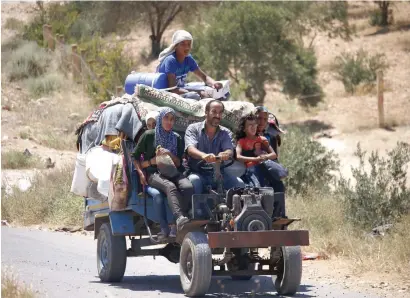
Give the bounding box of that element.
[273,246,302,295]
[97,222,127,282]
[179,232,212,297]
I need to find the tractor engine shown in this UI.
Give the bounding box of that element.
[225,187,275,232]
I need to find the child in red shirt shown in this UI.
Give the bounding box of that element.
[235,113,288,189]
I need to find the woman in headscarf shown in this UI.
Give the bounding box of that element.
[132,107,192,240]
[157,29,222,99]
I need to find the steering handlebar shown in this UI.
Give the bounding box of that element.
[196,156,234,172]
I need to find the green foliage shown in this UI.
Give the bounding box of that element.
[26,73,64,98]
[191,2,337,105]
[369,9,384,26]
[370,1,392,27]
[82,38,134,103]
[281,47,323,106]
[281,1,352,44]
[332,49,389,94]
[338,142,410,229]
[5,42,50,81]
[19,2,135,103]
[23,2,83,45]
[22,2,140,46]
[280,128,340,195]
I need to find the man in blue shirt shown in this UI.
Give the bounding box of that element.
[157,30,222,99]
[185,100,245,194]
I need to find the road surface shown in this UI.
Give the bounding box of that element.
[1,227,383,298]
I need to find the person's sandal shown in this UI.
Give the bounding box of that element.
[176,216,189,231]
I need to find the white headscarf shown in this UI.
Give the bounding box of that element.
[158,30,193,63]
[145,110,160,122]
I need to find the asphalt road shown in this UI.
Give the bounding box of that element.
[1,227,383,298]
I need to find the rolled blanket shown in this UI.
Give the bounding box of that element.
[135,84,255,131]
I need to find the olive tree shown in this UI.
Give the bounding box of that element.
[191,1,351,105]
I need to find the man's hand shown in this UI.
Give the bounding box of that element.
[202,153,216,163]
[218,151,231,161]
[213,82,223,91]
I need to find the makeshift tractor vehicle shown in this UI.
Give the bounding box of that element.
[83,140,309,297]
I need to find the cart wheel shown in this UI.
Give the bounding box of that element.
[273,246,302,295]
[179,232,212,297]
[97,222,127,282]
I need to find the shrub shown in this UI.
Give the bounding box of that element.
[1,38,25,69]
[332,49,389,94]
[288,189,410,275]
[4,17,25,31]
[6,42,50,81]
[1,166,83,227]
[369,9,383,26]
[1,151,42,170]
[279,127,340,195]
[1,269,36,298]
[26,73,64,98]
[338,142,410,229]
[82,37,134,103]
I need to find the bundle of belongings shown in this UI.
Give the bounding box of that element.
[70,81,284,210]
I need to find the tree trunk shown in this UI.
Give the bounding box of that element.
[378,1,390,26]
[150,34,162,58]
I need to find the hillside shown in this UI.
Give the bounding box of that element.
[2,1,409,186]
[1,1,410,295]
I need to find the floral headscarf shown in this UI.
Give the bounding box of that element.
[155,107,177,156]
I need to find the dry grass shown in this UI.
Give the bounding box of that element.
[6,87,91,151]
[37,132,78,151]
[1,150,43,169]
[347,2,373,20]
[287,190,410,278]
[399,36,410,53]
[1,166,84,228]
[1,269,36,298]
[3,17,24,31]
[26,73,65,98]
[1,38,92,151]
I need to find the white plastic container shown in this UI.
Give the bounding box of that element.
[97,153,120,197]
[85,146,104,182]
[70,153,88,197]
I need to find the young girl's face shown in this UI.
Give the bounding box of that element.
[175,40,192,57]
[147,118,156,130]
[161,113,175,132]
[256,111,268,133]
[244,119,258,137]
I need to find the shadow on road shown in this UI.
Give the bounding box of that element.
[92,275,316,297]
